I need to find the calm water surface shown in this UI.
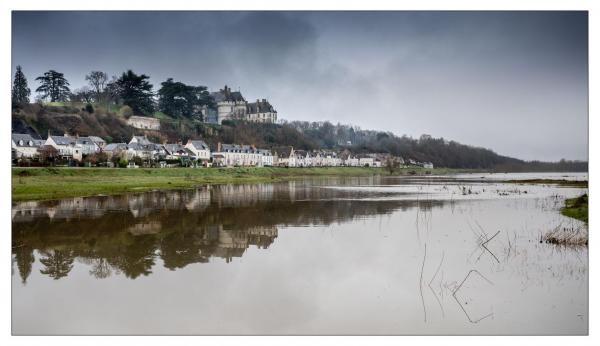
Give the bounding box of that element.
[12,173,588,335]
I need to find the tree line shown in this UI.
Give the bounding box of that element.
[11,66,213,120]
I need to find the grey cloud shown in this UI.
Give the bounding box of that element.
[11,11,588,161]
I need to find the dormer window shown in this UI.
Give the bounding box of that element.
[18,140,23,146]
[28,140,33,146]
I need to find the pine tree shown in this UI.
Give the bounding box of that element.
[108,70,155,114]
[12,65,31,105]
[35,70,71,102]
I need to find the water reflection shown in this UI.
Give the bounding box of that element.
[11,175,588,335]
[13,181,445,282]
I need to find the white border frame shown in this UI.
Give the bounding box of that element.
[1,1,596,345]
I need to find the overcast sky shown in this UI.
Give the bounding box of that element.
[12,11,588,161]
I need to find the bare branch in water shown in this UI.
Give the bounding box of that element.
[419,243,427,323]
[452,269,494,324]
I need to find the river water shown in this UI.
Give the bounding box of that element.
[11,173,588,335]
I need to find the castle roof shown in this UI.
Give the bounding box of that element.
[211,85,246,103]
[247,99,276,114]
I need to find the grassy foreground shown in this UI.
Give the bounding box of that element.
[561,194,588,223]
[12,166,461,201]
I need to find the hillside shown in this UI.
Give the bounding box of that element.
[11,103,587,171]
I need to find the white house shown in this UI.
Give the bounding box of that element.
[45,135,83,161]
[423,162,434,169]
[103,143,128,159]
[129,135,153,145]
[345,155,359,167]
[88,136,107,149]
[212,143,261,167]
[164,144,196,161]
[74,136,100,155]
[358,157,375,167]
[185,139,211,163]
[127,116,161,130]
[11,133,44,158]
[258,149,274,167]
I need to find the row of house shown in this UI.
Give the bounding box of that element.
[12,132,433,169]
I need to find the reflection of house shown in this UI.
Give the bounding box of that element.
[128,221,162,235]
[184,189,211,211]
[246,226,278,249]
[127,116,161,130]
[12,133,44,158]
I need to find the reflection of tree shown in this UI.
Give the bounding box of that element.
[13,184,438,279]
[39,250,74,280]
[89,258,112,279]
[109,237,156,279]
[14,245,35,284]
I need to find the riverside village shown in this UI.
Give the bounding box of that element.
[11,85,434,170]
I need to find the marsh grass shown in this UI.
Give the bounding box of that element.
[561,194,588,223]
[542,225,588,247]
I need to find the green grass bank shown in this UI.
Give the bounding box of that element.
[12,166,463,202]
[561,194,588,223]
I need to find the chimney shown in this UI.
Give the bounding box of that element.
[64,132,69,137]
[47,130,51,139]
[217,142,221,152]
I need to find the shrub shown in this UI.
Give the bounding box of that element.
[119,105,133,118]
[85,103,94,113]
[118,158,128,168]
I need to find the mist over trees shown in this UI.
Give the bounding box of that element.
[35,70,71,102]
[12,65,31,105]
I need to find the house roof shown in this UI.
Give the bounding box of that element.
[164,144,187,155]
[104,143,128,151]
[12,133,43,147]
[75,137,98,146]
[130,136,153,145]
[187,140,209,150]
[220,144,257,153]
[49,135,76,146]
[272,146,293,158]
[88,136,106,144]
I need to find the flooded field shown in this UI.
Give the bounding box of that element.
[11,173,588,335]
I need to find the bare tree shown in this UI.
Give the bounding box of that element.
[85,71,108,102]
